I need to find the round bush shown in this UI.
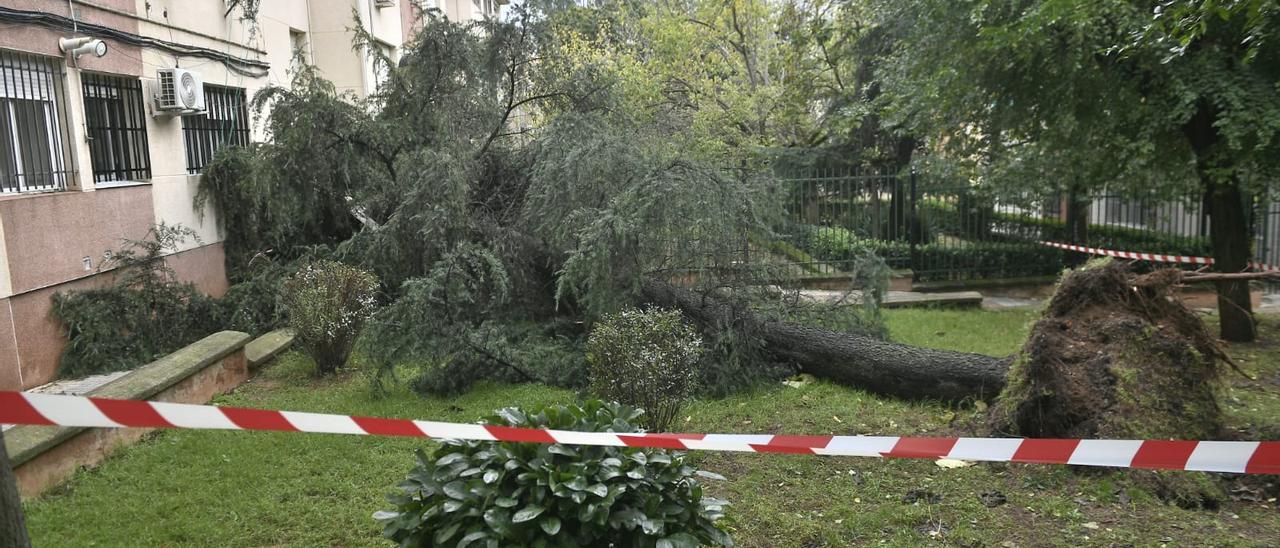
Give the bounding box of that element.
[281,260,378,375]
[375,401,732,547]
[586,307,702,433]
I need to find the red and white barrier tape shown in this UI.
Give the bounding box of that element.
[2,391,1276,474]
[1039,241,1280,272]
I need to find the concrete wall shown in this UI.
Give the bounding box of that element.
[0,241,228,392]
[307,0,405,97]
[5,329,295,498]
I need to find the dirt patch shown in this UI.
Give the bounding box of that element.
[991,261,1227,440]
[989,261,1232,505]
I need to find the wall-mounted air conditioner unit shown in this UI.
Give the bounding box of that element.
[374,0,396,8]
[154,68,206,115]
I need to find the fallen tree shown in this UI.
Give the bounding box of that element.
[641,278,1010,401]
[644,262,1269,404]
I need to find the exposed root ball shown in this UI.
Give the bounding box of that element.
[991,260,1227,442]
[989,260,1235,506]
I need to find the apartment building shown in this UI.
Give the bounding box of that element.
[0,0,502,392]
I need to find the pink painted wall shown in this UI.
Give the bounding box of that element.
[0,302,18,389]
[401,0,422,43]
[0,241,228,391]
[0,186,156,294]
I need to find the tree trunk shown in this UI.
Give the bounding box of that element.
[1208,182,1256,342]
[1064,186,1089,243]
[0,429,32,547]
[889,136,921,244]
[641,279,1009,401]
[1185,101,1255,342]
[1063,184,1091,267]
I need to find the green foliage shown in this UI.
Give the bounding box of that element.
[363,245,520,393]
[375,400,732,547]
[586,308,702,433]
[282,260,379,375]
[910,242,1067,282]
[526,109,783,320]
[191,4,881,401]
[992,213,1212,257]
[408,320,590,397]
[53,225,221,377]
[217,256,296,335]
[879,0,1280,196]
[804,226,880,265]
[797,224,1067,282]
[195,71,364,273]
[917,199,1213,257]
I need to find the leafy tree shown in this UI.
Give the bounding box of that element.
[197,68,369,275]
[201,5,889,396]
[773,0,919,168]
[878,0,1280,341]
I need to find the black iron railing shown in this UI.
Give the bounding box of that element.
[82,71,151,183]
[0,49,74,193]
[182,84,249,173]
[773,168,1228,283]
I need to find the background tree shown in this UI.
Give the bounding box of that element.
[1,429,32,547]
[878,0,1280,341]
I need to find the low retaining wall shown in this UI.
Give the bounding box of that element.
[5,328,294,498]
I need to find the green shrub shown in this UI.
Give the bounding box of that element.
[586,308,702,433]
[988,212,1212,256]
[797,225,911,268]
[911,241,1066,281]
[216,256,302,335]
[281,260,379,375]
[917,200,1212,256]
[792,224,1071,282]
[375,401,731,547]
[54,225,222,377]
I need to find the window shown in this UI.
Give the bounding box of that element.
[289,29,308,72]
[473,0,495,16]
[370,42,395,92]
[0,50,73,193]
[181,85,249,173]
[82,72,151,183]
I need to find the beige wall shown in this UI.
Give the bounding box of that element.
[1,0,143,76]
[131,1,272,252]
[308,0,405,97]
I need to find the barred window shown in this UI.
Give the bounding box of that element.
[82,72,151,183]
[182,85,249,173]
[0,50,73,194]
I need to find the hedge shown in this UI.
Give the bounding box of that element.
[917,199,1211,257]
[791,225,1066,281]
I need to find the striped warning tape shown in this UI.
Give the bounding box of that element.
[1039,241,1280,272]
[2,391,1276,474]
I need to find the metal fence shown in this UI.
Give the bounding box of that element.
[769,168,1275,284]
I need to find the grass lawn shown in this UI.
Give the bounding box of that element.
[23,307,1280,546]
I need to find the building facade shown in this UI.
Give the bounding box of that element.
[0,0,500,391]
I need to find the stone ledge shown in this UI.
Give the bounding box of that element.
[245,329,295,369]
[5,331,250,467]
